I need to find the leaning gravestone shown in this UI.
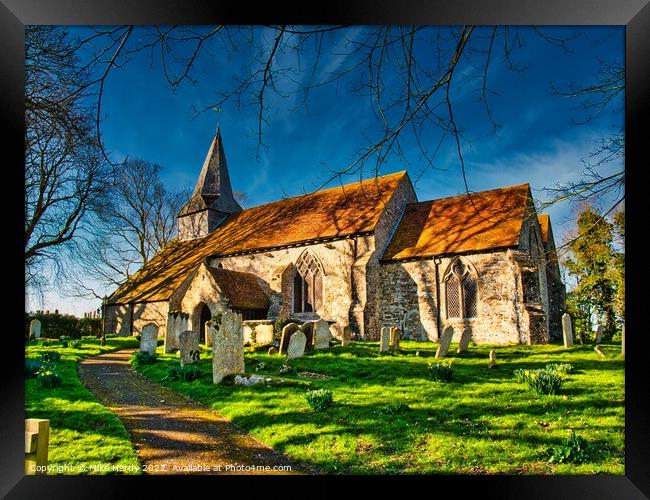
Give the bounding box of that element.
[314,319,332,350]
[379,327,391,353]
[179,330,200,367]
[140,323,158,355]
[287,331,307,359]
[435,326,454,358]
[341,325,352,347]
[279,322,301,354]
[488,349,497,368]
[457,327,472,353]
[562,313,573,348]
[212,311,244,384]
[299,322,315,351]
[164,312,179,353]
[29,319,41,340]
[390,327,401,351]
[594,325,604,344]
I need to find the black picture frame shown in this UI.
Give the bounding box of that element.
[5,0,648,497]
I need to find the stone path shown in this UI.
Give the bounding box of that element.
[78,348,313,475]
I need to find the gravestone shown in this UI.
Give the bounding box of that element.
[457,327,472,353]
[594,345,607,357]
[256,324,274,345]
[594,325,604,344]
[314,319,332,350]
[29,319,41,340]
[435,326,454,358]
[205,321,212,347]
[562,313,573,348]
[212,311,244,384]
[25,419,49,475]
[140,323,158,355]
[242,324,254,344]
[390,327,401,351]
[279,322,301,354]
[300,322,315,351]
[379,327,391,353]
[268,346,278,355]
[164,312,179,353]
[287,331,307,359]
[341,325,352,347]
[179,330,200,367]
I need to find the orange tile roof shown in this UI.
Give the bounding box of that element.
[383,184,532,261]
[538,213,550,244]
[108,171,407,304]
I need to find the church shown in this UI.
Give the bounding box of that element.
[104,128,566,345]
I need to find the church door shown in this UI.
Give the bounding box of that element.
[199,304,212,344]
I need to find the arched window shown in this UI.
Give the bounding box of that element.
[444,258,478,319]
[293,251,324,313]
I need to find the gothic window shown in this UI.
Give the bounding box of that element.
[293,251,324,313]
[444,258,478,319]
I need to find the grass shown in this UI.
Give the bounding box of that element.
[132,340,624,475]
[25,337,142,475]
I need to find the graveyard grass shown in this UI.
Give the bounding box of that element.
[25,337,142,475]
[133,341,624,475]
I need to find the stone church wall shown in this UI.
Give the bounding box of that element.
[104,301,169,337]
[380,250,530,344]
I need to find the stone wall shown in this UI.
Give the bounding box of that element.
[104,301,169,337]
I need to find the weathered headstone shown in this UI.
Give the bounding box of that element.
[179,330,200,366]
[268,346,278,355]
[389,327,401,351]
[287,331,307,359]
[435,326,454,358]
[314,319,332,350]
[488,349,497,368]
[594,345,607,357]
[379,327,391,353]
[29,319,41,340]
[300,322,315,351]
[140,323,158,355]
[457,327,472,353]
[243,324,254,344]
[256,323,274,345]
[212,311,244,384]
[562,313,573,348]
[280,322,301,353]
[594,325,604,344]
[341,325,352,347]
[204,321,212,347]
[164,312,179,353]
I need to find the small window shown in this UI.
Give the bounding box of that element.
[444,258,478,319]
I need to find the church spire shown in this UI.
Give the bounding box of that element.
[177,127,242,240]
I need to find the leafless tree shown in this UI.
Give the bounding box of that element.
[25,26,112,292]
[64,159,189,298]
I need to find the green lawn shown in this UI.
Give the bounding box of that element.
[133,340,624,474]
[25,337,142,475]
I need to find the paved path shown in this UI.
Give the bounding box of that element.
[78,348,312,475]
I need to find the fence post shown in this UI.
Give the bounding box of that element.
[25,418,49,475]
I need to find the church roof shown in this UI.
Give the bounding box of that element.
[206,267,270,310]
[382,183,532,261]
[538,213,551,244]
[107,170,407,304]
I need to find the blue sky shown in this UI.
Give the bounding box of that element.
[27,26,624,315]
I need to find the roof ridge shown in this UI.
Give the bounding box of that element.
[408,182,530,206]
[239,170,408,212]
